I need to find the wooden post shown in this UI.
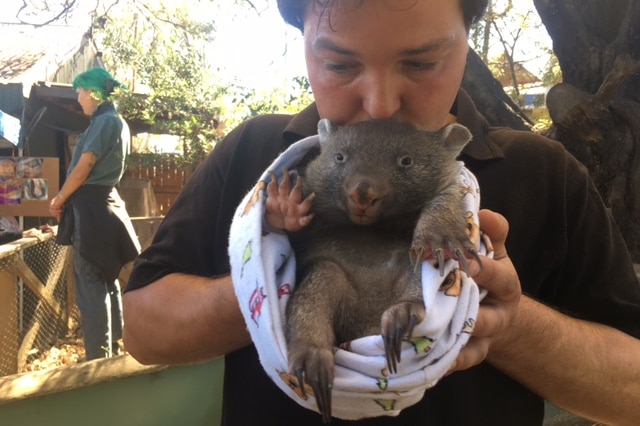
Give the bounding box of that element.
[0,250,18,376]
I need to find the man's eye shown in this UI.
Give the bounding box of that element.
[403,61,438,71]
[325,62,356,73]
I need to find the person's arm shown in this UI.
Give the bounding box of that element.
[455,210,640,425]
[0,230,25,244]
[49,152,96,220]
[122,273,251,365]
[489,296,640,426]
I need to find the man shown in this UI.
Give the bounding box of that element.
[122,1,640,424]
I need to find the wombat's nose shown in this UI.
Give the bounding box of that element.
[350,181,378,208]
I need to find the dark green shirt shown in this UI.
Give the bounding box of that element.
[67,102,129,186]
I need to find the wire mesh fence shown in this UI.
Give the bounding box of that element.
[0,235,79,377]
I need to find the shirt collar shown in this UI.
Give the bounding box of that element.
[91,102,116,120]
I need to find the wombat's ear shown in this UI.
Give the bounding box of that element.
[441,123,472,156]
[317,118,334,142]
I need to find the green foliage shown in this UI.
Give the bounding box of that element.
[97,1,228,168]
[225,75,314,128]
[96,1,315,170]
[540,54,563,87]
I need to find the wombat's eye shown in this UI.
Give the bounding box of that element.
[398,155,413,167]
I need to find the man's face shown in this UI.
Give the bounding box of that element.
[304,0,469,130]
[76,88,99,116]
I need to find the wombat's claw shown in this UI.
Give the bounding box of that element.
[469,247,483,269]
[453,245,482,276]
[310,378,333,424]
[383,312,419,374]
[410,246,425,273]
[290,347,334,423]
[434,248,445,276]
[294,367,333,423]
[295,368,307,397]
[382,304,425,374]
[453,248,469,274]
[281,168,292,186]
[383,332,400,374]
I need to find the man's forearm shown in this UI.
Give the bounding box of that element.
[488,295,640,426]
[122,273,251,365]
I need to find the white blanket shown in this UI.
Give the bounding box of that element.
[229,133,492,420]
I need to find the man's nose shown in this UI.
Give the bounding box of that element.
[361,71,401,120]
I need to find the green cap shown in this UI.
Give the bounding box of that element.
[72,67,121,101]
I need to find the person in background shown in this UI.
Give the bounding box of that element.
[49,67,139,361]
[122,1,640,424]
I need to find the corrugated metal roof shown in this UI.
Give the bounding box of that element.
[0,23,98,95]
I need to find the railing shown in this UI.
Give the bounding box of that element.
[0,234,77,377]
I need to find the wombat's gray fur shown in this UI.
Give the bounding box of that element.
[269,119,476,423]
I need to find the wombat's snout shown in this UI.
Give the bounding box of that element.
[351,181,379,208]
[345,178,390,224]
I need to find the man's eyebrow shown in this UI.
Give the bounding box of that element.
[311,36,456,56]
[400,37,456,56]
[311,37,356,56]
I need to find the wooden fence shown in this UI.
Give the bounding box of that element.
[122,154,188,216]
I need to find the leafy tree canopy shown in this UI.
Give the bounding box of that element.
[13,0,314,167]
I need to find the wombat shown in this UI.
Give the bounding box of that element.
[266,118,478,423]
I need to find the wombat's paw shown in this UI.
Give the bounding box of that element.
[265,169,315,232]
[381,301,426,374]
[410,230,481,276]
[288,343,335,423]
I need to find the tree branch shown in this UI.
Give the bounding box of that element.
[595,55,640,103]
[16,0,79,27]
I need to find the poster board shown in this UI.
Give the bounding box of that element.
[0,157,59,217]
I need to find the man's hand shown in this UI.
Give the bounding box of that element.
[448,209,521,373]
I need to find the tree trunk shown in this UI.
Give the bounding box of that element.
[463,1,640,262]
[534,0,640,261]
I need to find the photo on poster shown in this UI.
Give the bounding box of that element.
[17,157,44,178]
[0,157,57,217]
[23,178,48,200]
[0,178,22,205]
[0,158,16,178]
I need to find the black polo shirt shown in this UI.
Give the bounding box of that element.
[126,90,640,425]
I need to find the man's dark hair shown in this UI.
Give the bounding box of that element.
[277,0,489,32]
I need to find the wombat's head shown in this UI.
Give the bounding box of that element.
[307,119,472,224]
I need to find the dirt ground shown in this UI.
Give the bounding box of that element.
[23,331,86,372]
[23,333,129,372]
